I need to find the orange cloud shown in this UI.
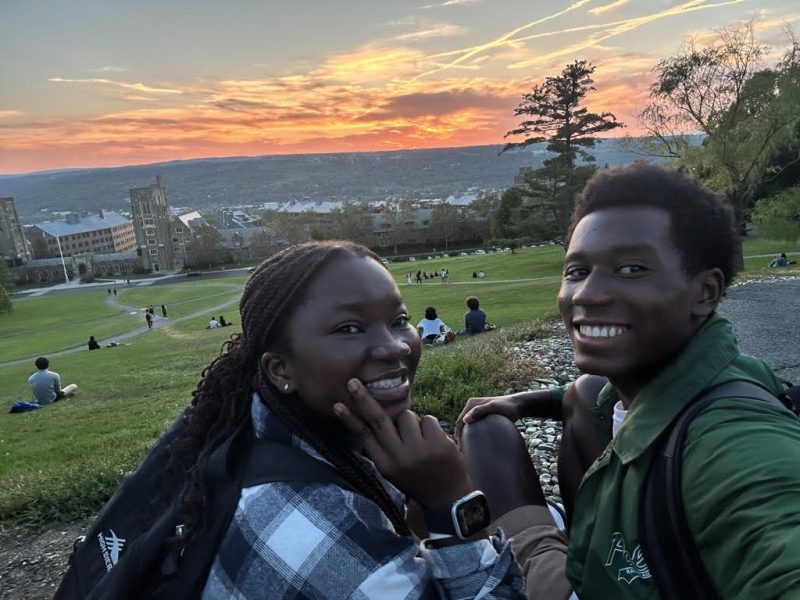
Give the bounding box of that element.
[4,6,794,174]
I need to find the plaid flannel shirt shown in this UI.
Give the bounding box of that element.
[202,394,525,599]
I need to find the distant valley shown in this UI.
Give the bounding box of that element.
[1,141,648,222]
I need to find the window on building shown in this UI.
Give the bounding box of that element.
[146,228,155,236]
[149,249,159,255]
[175,226,183,233]
[172,237,179,243]
[147,239,156,245]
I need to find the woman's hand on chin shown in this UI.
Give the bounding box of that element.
[335,378,474,511]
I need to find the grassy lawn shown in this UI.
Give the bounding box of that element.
[741,237,800,257]
[0,239,795,528]
[119,281,245,321]
[0,282,245,363]
[0,292,137,363]
[0,319,239,526]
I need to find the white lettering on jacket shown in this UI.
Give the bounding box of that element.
[605,532,651,585]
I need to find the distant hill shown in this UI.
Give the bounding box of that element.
[2,141,650,222]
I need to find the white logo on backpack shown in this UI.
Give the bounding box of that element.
[97,529,126,572]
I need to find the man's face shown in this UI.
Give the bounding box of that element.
[267,254,422,423]
[558,206,701,394]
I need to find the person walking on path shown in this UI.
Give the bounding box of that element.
[146,311,154,329]
[161,304,168,318]
[27,356,77,405]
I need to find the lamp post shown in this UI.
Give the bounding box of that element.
[54,235,69,284]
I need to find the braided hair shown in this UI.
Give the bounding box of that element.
[167,241,410,539]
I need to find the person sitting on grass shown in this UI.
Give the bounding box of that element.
[457,296,487,336]
[769,252,790,268]
[219,315,233,327]
[158,241,524,599]
[87,335,101,351]
[27,356,77,405]
[416,306,451,344]
[207,317,219,329]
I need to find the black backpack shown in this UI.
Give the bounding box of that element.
[640,379,800,600]
[54,410,352,600]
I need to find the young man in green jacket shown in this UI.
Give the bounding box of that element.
[456,161,800,599]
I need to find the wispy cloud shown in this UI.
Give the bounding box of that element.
[48,78,183,95]
[0,110,21,118]
[507,0,748,69]
[589,0,632,15]
[85,66,128,73]
[394,22,467,41]
[410,0,595,80]
[419,0,479,9]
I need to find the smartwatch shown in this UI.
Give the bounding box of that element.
[423,491,491,540]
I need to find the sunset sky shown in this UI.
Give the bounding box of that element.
[1,0,797,174]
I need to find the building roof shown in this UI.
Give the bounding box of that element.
[32,212,130,237]
[277,200,345,214]
[445,193,478,206]
[216,226,278,248]
[176,211,205,229]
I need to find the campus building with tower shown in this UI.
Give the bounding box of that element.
[128,175,177,273]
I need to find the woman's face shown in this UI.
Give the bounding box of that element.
[263,254,422,422]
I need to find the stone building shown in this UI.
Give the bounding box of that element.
[129,176,178,272]
[26,210,136,259]
[0,197,32,264]
[170,211,204,268]
[15,252,140,285]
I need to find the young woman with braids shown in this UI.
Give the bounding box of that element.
[166,241,524,599]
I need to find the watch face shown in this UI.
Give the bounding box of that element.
[455,492,491,538]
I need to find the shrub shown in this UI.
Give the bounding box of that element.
[411,316,561,424]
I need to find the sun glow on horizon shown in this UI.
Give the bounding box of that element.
[0,1,796,174]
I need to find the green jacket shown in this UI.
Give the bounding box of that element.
[565,313,800,599]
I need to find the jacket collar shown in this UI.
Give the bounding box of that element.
[601,313,740,465]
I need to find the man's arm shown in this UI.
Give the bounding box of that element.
[454,385,568,445]
[52,372,62,394]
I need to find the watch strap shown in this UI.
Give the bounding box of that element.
[423,507,458,536]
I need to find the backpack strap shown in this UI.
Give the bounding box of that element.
[640,380,784,600]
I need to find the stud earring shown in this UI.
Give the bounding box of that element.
[283,383,289,391]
